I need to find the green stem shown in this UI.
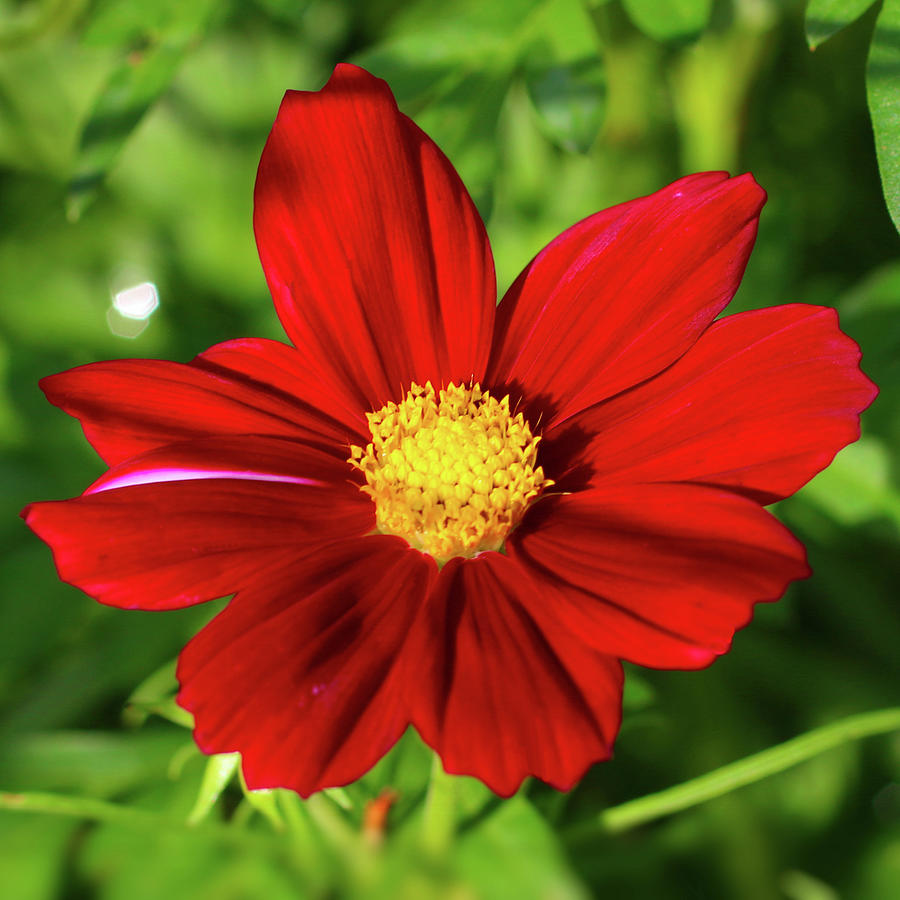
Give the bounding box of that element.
[421,754,457,856]
[0,789,278,853]
[566,707,900,841]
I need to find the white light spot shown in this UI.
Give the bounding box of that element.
[114,282,159,320]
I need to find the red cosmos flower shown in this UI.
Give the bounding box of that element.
[23,64,876,798]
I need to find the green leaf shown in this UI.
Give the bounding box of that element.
[236,768,284,831]
[867,0,900,235]
[622,668,656,712]
[0,814,74,900]
[68,0,218,218]
[522,0,605,153]
[73,778,300,900]
[456,795,590,899]
[0,0,84,48]
[126,696,194,730]
[840,262,900,438]
[323,786,353,811]
[124,658,178,726]
[414,66,513,218]
[798,438,900,529]
[621,0,712,41]
[805,0,875,50]
[0,730,187,797]
[0,789,278,853]
[0,43,109,177]
[525,58,606,153]
[352,0,545,215]
[186,752,240,824]
[353,0,542,106]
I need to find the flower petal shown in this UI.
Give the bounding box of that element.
[507,484,810,670]
[486,172,765,427]
[254,63,496,411]
[177,537,436,796]
[22,437,372,610]
[542,305,878,503]
[406,553,622,796]
[195,337,369,444]
[41,338,366,467]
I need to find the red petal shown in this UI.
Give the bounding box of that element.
[22,438,372,610]
[254,64,496,410]
[177,537,436,795]
[42,338,366,467]
[406,553,622,796]
[543,305,878,503]
[486,173,765,427]
[196,337,369,443]
[507,484,810,670]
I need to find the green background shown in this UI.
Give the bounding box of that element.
[1,0,899,897]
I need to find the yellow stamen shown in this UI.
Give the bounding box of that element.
[349,382,552,564]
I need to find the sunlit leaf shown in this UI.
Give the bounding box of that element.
[353,0,542,106]
[0,815,73,900]
[415,66,513,218]
[353,0,543,215]
[841,261,900,414]
[867,0,900,235]
[799,438,900,528]
[236,768,284,831]
[0,44,108,176]
[622,0,712,41]
[127,697,194,730]
[186,752,240,825]
[805,0,875,49]
[525,59,606,154]
[68,0,219,218]
[323,787,353,811]
[520,0,605,153]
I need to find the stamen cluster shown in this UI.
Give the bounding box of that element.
[349,381,551,563]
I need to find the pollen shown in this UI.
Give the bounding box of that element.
[349,381,552,564]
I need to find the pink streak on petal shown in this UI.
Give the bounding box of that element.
[87,467,324,494]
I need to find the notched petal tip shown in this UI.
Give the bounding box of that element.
[176,539,434,797]
[488,171,772,427]
[276,63,397,121]
[255,63,496,411]
[828,306,880,410]
[326,61,396,97]
[545,301,880,504]
[405,553,624,796]
[509,485,811,672]
[729,170,767,207]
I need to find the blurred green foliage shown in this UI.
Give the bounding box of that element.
[1,0,899,897]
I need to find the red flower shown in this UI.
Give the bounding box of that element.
[23,64,876,797]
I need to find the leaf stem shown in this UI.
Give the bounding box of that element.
[566,707,900,841]
[0,789,278,853]
[421,753,457,856]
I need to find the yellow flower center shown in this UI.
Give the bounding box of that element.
[349,381,552,564]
